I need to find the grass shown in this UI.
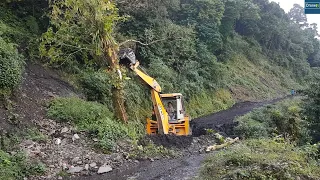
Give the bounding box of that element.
[234,97,310,144]
[186,89,235,118]
[25,128,48,143]
[226,54,301,101]
[47,97,144,151]
[0,130,48,179]
[0,151,46,180]
[200,138,320,180]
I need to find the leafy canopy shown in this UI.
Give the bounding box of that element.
[40,0,124,66]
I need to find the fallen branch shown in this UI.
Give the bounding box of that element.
[118,37,184,47]
[206,137,240,152]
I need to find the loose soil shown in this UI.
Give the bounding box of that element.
[0,62,78,132]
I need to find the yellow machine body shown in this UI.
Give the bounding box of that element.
[120,48,191,136]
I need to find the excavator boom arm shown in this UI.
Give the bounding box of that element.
[129,61,170,134]
[130,61,162,92]
[119,48,190,135]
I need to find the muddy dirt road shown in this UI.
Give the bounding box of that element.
[78,96,291,180]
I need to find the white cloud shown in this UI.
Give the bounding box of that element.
[271,0,320,26]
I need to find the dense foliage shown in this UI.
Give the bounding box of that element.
[235,98,310,144]
[0,20,24,96]
[304,75,320,142]
[1,0,319,119]
[201,139,320,180]
[0,37,24,94]
[35,0,320,120]
[0,150,46,180]
[115,0,319,119]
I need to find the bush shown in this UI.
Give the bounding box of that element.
[47,97,143,151]
[47,97,114,123]
[303,77,320,142]
[0,37,24,94]
[201,139,320,180]
[79,70,113,107]
[0,150,46,180]
[235,98,310,144]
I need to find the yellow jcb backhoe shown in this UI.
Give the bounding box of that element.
[119,48,191,136]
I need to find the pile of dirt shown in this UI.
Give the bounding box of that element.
[140,135,193,149]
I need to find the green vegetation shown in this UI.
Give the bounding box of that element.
[201,139,320,180]
[2,0,319,121]
[79,70,113,109]
[0,131,46,180]
[47,97,144,151]
[1,0,320,179]
[34,0,320,121]
[0,25,24,96]
[187,89,234,118]
[235,98,310,144]
[25,128,48,143]
[0,151,46,180]
[201,95,320,179]
[304,76,320,142]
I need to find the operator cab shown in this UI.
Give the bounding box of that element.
[161,93,186,123]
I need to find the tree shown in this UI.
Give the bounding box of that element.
[40,0,129,122]
[288,4,308,27]
[304,77,320,142]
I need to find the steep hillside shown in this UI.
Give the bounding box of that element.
[1,0,320,179]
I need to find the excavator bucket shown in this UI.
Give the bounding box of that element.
[119,48,136,66]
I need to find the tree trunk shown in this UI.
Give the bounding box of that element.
[112,88,128,122]
[105,44,128,123]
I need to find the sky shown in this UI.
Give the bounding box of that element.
[271,0,320,26]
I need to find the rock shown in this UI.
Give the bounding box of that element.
[84,164,89,171]
[48,130,56,136]
[67,166,84,173]
[62,163,68,170]
[47,92,55,97]
[49,165,55,168]
[134,160,139,163]
[55,138,61,145]
[111,153,122,161]
[77,161,82,165]
[72,134,80,141]
[72,157,80,163]
[80,171,89,176]
[57,176,63,180]
[89,162,97,168]
[23,140,34,147]
[61,127,69,133]
[61,138,68,145]
[93,138,98,142]
[97,165,112,174]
